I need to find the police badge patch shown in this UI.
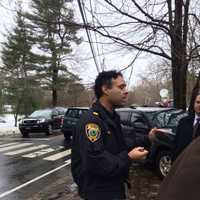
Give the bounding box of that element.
[85,123,101,142]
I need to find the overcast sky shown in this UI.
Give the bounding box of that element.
[0,0,156,89]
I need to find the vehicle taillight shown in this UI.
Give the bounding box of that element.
[60,116,64,126]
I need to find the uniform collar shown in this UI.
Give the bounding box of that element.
[92,101,116,118]
[92,101,120,128]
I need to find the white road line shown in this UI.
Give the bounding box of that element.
[0,143,33,152]
[22,146,63,158]
[22,148,55,158]
[0,138,50,141]
[0,159,71,199]
[0,142,19,148]
[43,149,71,161]
[5,145,49,155]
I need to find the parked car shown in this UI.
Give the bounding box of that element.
[61,107,89,140]
[116,107,188,178]
[0,117,6,123]
[19,107,67,137]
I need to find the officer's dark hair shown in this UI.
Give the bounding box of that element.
[94,70,123,99]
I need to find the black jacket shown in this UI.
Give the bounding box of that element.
[173,114,200,159]
[71,102,131,200]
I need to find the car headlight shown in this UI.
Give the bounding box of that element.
[19,119,25,124]
[37,118,46,123]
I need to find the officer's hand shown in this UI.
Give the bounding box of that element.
[128,147,149,161]
[148,127,160,142]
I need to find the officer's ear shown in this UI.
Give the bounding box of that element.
[102,85,110,96]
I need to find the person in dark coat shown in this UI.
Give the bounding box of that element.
[173,90,200,159]
[71,70,158,200]
[158,136,200,200]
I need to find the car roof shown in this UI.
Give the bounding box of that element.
[116,107,174,112]
[31,107,66,111]
[67,107,89,110]
[135,107,173,112]
[33,108,52,111]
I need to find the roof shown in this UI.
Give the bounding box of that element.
[67,106,89,110]
[116,107,174,112]
[135,107,174,112]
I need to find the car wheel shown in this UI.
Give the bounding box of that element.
[21,131,29,138]
[46,124,53,135]
[156,150,172,178]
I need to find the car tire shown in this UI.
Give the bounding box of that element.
[46,124,53,135]
[21,131,29,138]
[156,150,172,178]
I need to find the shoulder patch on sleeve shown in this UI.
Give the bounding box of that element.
[85,123,101,142]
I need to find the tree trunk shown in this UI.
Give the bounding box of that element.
[51,46,58,107]
[52,88,57,107]
[52,68,58,107]
[171,59,187,109]
[171,0,188,110]
[14,114,18,127]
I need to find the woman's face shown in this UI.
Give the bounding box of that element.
[194,95,200,115]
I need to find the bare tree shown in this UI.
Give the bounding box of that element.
[79,0,200,109]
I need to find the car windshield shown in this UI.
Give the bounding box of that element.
[150,109,188,129]
[137,108,174,123]
[29,110,52,118]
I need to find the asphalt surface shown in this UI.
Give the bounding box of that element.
[0,132,162,200]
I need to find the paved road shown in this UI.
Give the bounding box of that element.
[0,132,162,200]
[0,133,79,200]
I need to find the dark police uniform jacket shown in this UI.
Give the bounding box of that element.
[173,115,200,160]
[71,101,132,200]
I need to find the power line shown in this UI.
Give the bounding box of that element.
[88,0,103,71]
[82,1,101,71]
[120,50,142,89]
[77,0,101,73]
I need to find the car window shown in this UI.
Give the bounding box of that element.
[82,110,88,115]
[117,111,130,123]
[143,111,158,124]
[152,109,188,128]
[78,110,84,117]
[65,109,89,118]
[52,110,59,116]
[130,112,143,123]
[66,109,78,118]
[56,108,66,115]
[130,112,150,130]
[166,111,188,128]
[29,110,52,118]
[152,112,166,127]
[78,109,88,117]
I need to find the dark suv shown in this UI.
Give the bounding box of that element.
[19,107,67,137]
[116,107,187,178]
[61,107,89,140]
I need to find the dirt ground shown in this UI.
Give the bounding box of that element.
[63,163,162,200]
[127,163,162,200]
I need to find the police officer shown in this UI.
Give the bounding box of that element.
[71,70,158,200]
